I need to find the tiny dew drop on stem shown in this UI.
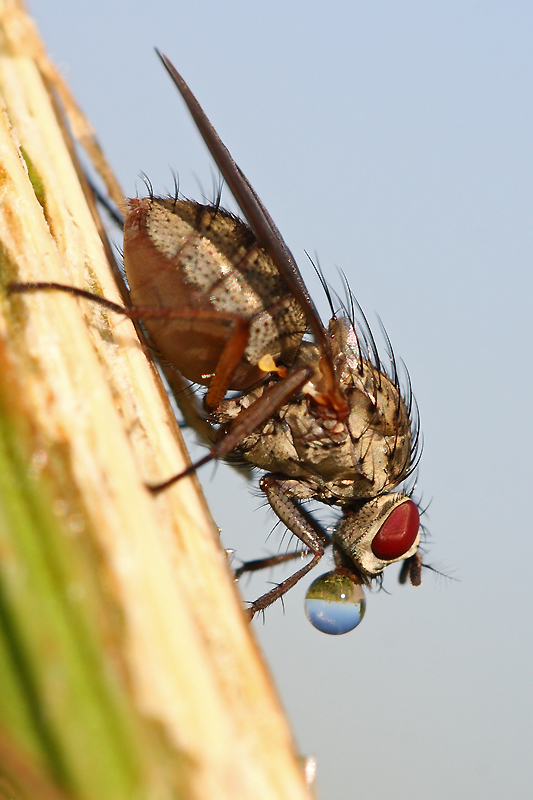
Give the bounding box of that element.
[8,52,426,633]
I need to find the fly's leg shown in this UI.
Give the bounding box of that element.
[7,282,252,412]
[203,317,250,412]
[235,494,331,578]
[8,281,220,445]
[244,474,332,619]
[234,550,312,580]
[8,282,136,316]
[149,365,313,492]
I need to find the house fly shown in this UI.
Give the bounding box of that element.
[9,52,424,634]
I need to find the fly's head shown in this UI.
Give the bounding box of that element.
[333,493,421,580]
[305,493,422,635]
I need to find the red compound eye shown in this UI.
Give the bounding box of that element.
[371,500,420,561]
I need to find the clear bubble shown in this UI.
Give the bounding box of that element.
[304,571,366,635]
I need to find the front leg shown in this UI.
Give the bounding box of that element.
[245,474,331,619]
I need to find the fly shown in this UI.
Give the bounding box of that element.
[9,52,425,634]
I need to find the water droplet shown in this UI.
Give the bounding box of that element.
[305,571,366,634]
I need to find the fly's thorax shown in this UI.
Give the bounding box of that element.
[217,322,413,500]
[342,364,412,492]
[330,317,413,490]
[333,494,420,579]
[218,391,410,503]
[123,197,306,390]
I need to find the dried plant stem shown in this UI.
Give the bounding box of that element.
[0,2,312,799]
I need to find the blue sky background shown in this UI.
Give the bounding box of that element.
[27,2,533,798]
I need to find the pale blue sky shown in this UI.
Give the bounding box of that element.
[27,2,533,798]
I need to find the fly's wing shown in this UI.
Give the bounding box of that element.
[156,52,344,409]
